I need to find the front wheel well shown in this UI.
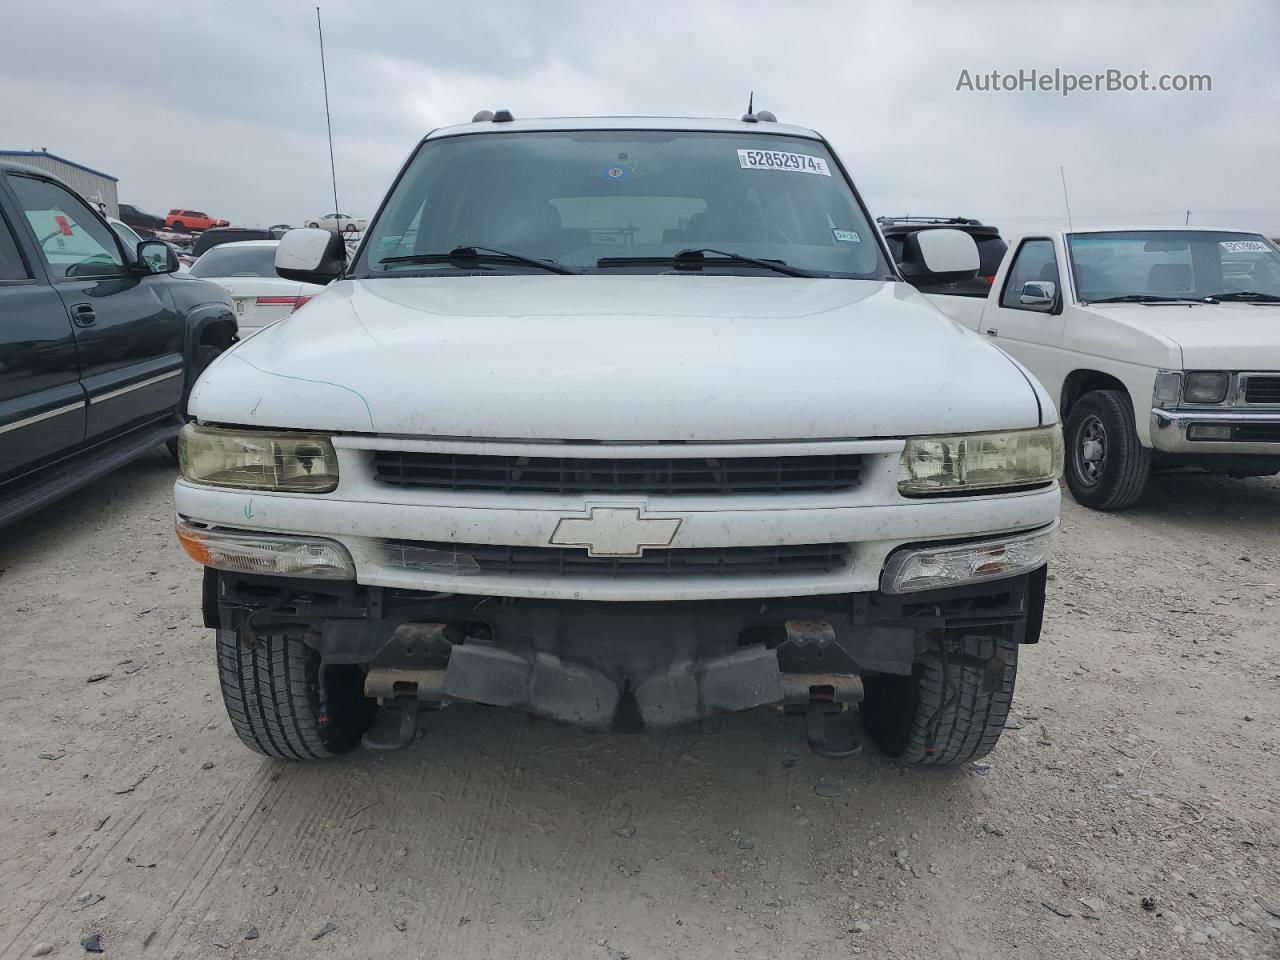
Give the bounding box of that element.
[1060,370,1129,418]
[199,319,236,351]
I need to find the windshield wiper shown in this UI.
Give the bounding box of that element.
[1086,294,1206,305]
[596,248,826,278]
[379,246,580,275]
[1202,291,1280,303]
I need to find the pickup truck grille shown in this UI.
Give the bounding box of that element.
[382,540,849,577]
[1243,376,1280,404]
[370,451,863,495]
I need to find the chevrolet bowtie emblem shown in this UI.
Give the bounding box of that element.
[550,506,683,557]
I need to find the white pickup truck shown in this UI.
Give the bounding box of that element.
[174,113,1061,765]
[928,227,1280,509]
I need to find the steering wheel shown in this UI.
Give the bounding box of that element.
[714,221,793,244]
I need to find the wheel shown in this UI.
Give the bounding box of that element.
[860,629,1018,765]
[172,221,185,230]
[1064,389,1150,510]
[307,221,320,228]
[216,628,375,760]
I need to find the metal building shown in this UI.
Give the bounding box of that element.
[0,149,119,217]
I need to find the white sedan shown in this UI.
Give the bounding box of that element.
[189,240,325,331]
[304,212,367,234]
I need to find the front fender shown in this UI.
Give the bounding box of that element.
[180,299,239,407]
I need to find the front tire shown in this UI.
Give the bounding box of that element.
[216,628,374,760]
[1064,389,1150,510]
[307,221,320,228]
[860,629,1018,765]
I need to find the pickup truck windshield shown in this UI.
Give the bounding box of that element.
[354,130,891,279]
[1068,230,1280,303]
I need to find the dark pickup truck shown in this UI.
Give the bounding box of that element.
[0,160,238,527]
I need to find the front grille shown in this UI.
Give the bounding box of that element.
[371,451,863,495]
[382,540,850,578]
[1232,423,1280,442]
[1243,376,1280,404]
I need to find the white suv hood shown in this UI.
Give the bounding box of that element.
[190,275,1043,441]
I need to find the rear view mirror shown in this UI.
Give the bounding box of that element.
[1019,280,1056,309]
[276,228,346,284]
[898,228,980,285]
[137,240,178,274]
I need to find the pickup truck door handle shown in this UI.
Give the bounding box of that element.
[985,327,998,337]
[70,303,97,327]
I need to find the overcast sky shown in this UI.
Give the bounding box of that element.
[5,0,1278,237]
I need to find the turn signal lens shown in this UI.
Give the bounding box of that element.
[898,425,1063,495]
[176,519,354,578]
[178,424,338,492]
[882,524,1056,594]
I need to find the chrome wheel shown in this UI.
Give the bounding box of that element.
[1075,414,1107,486]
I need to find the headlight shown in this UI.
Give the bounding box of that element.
[898,425,1063,496]
[1183,371,1230,404]
[178,424,339,492]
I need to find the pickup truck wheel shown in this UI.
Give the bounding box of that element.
[216,628,375,760]
[1064,389,1150,510]
[859,629,1018,765]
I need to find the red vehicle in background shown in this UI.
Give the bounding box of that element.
[164,208,229,231]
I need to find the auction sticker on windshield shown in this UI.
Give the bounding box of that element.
[1220,240,1270,254]
[737,149,831,176]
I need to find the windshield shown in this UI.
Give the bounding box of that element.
[353,130,891,279]
[190,245,277,278]
[1068,230,1280,301]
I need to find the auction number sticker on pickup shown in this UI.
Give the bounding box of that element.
[1220,240,1270,253]
[737,149,831,176]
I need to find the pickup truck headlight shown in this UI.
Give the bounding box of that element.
[178,424,339,493]
[898,425,1063,496]
[1183,371,1230,404]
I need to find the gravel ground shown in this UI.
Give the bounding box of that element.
[0,450,1277,960]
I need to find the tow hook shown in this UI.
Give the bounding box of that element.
[782,672,865,759]
[361,697,420,752]
[803,701,863,759]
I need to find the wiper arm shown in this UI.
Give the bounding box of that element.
[596,248,826,278]
[1202,291,1280,303]
[1086,294,1206,304]
[379,246,580,275]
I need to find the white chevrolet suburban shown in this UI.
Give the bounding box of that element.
[174,113,1062,765]
[927,227,1280,509]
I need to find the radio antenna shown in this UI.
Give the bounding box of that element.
[316,7,341,221]
[1059,166,1074,231]
[747,91,754,115]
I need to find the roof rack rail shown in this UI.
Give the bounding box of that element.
[876,216,983,226]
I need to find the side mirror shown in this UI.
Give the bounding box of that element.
[1019,280,1056,310]
[137,240,178,274]
[276,228,346,284]
[897,228,980,285]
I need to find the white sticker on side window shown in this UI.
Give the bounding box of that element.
[737,149,831,176]
[1220,239,1269,253]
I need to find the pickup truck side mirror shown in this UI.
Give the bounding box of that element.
[1019,280,1056,310]
[136,240,179,275]
[276,228,346,284]
[897,228,980,285]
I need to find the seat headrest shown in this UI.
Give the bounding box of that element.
[1149,262,1192,292]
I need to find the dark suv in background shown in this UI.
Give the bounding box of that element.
[878,217,1007,297]
[0,161,237,527]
